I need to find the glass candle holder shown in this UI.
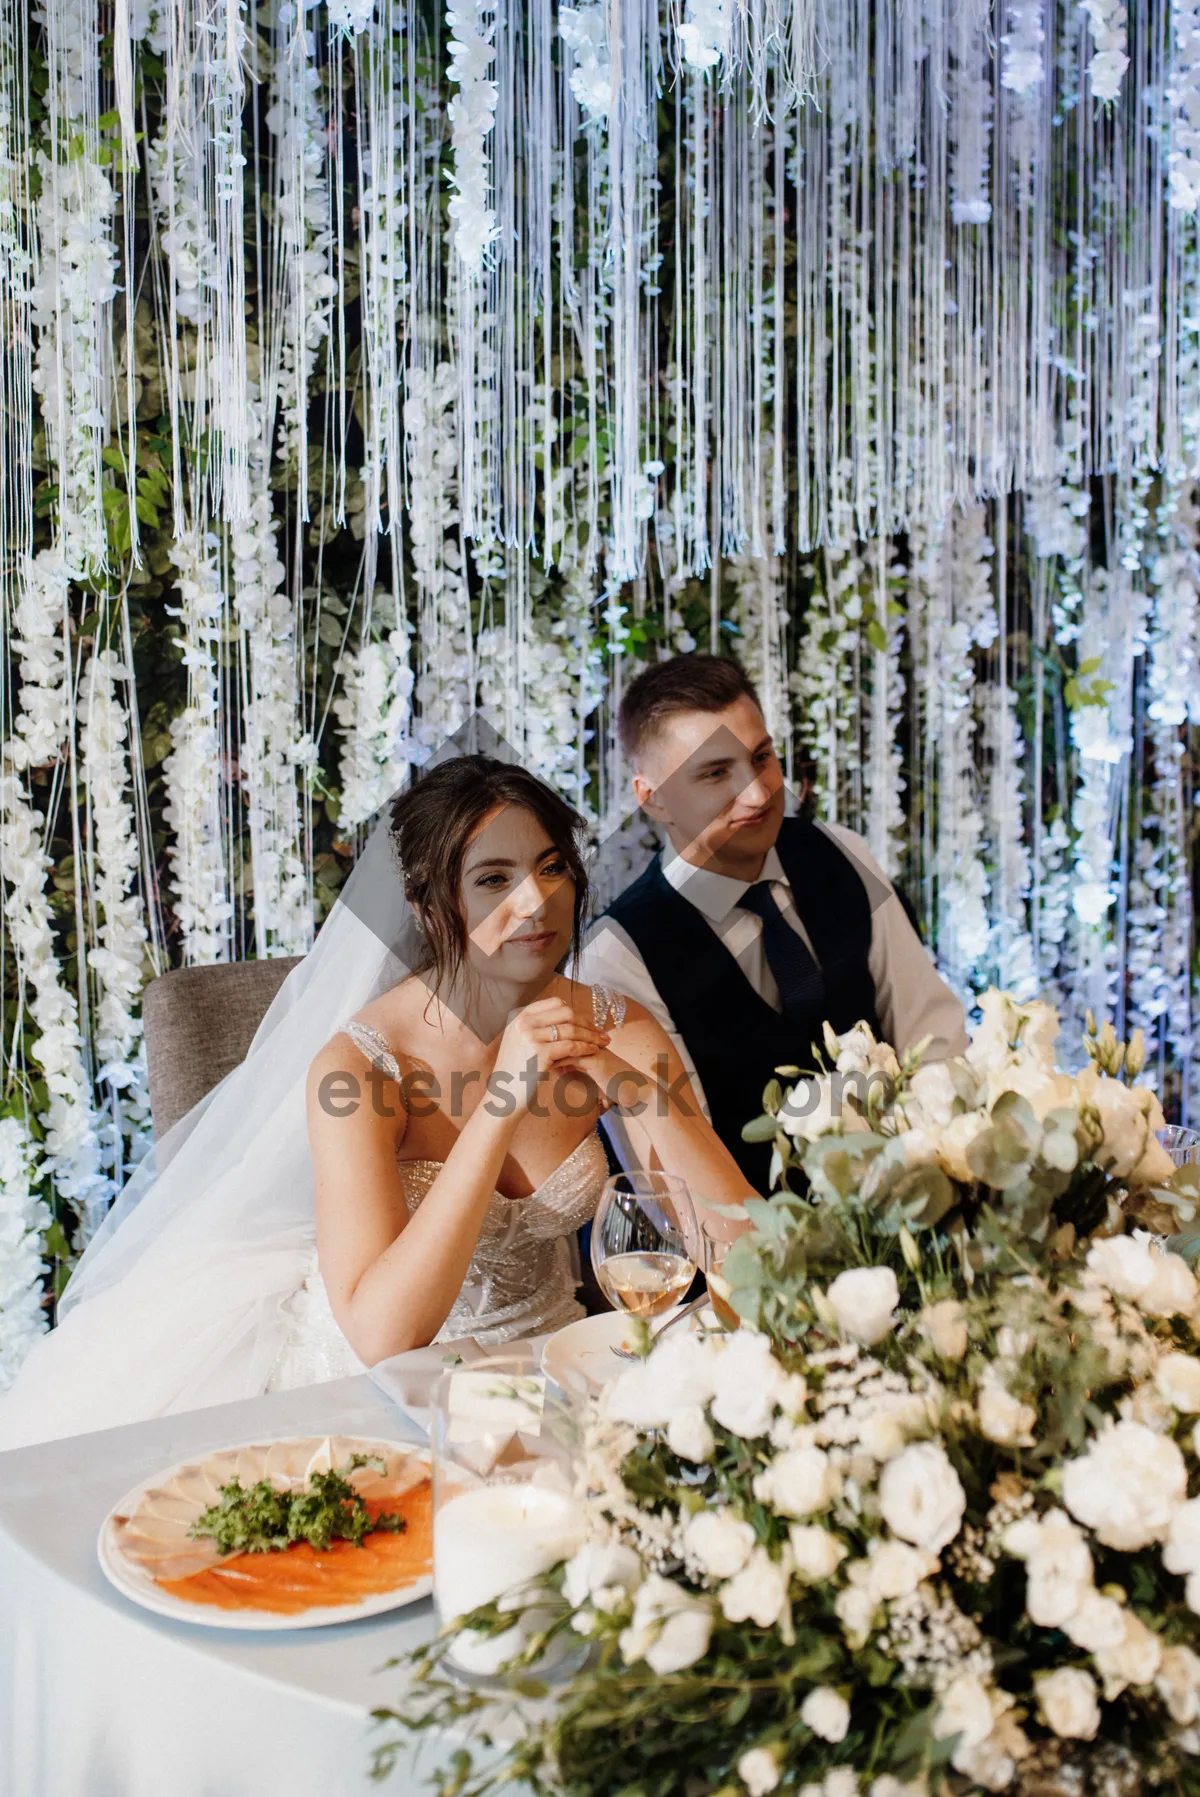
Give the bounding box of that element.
[430,1351,588,1683]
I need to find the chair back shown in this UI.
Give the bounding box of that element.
[142,958,303,1140]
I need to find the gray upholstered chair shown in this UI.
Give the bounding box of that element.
[142,958,303,1140]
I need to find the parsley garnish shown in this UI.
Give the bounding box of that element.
[189,1454,407,1556]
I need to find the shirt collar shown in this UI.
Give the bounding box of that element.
[660,843,789,923]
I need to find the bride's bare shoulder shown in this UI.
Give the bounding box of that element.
[307,977,426,1091]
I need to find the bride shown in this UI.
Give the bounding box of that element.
[0,754,754,1449]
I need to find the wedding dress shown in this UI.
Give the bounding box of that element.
[264,1018,616,1391]
[0,808,621,1453]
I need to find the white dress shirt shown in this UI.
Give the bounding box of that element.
[579,821,968,1121]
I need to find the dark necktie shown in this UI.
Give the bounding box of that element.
[737,881,825,1021]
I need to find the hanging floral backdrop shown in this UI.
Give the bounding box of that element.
[0,0,1197,1385]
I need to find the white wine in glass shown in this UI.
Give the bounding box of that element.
[595,1250,697,1318]
[591,1172,697,1320]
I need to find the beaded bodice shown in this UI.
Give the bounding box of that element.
[266,986,626,1389]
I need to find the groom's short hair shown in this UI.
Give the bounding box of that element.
[618,653,762,764]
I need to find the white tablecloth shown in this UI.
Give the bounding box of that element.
[0,1373,469,1797]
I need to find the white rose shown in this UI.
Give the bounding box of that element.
[1036,1667,1100,1740]
[800,1686,851,1744]
[1060,1589,1125,1652]
[755,1444,839,1519]
[563,1541,642,1612]
[878,1442,966,1554]
[834,1582,878,1647]
[824,1775,860,1797]
[788,1524,847,1583]
[1085,1232,1157,1301]
[1083,1072,1152,1178]
[852,1539,938,1603]
[605,1331,718,1429]
[1094,1609,1163,1701]
[936,1110,991,1182]
[977,1368,1037,1448]
[825,1267,900,1346]
[898,1126,940,1169]
[856,1394,929,1463]
[618,1574,713,1675]
[668,1406,716,1463]
[967,989,1020,1071]
[932,1674,996,1767]
[1189,1571,1200,1616]
[1010,1509,1094,1629]
[1143,1251,1200,1319]
[906,1059,963,1129]
[835,1027,875,1074]
[1163,1497,1200,1575]
[918,1298,968,1361]
[737,1746,782,1796]
[710,1332,799,1439]
[719,1546,790,1629]
[1062,1421,1187,1549]
[984,1060,1075,1122]
[1156,1354,1200,1413]
[779,1074,839,1141]
[1124,1383,1176,1432]
[1134,1132,1179,1187]
[1157,1645,1200,1725]
[684,1510,756,1580]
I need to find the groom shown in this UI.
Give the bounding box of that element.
[579,654,968,1187]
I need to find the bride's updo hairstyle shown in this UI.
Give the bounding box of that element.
[389,755,590,990]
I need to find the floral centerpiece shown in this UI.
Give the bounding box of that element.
[377,994,1200,1797]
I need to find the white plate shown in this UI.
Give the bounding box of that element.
[542,1308,691,1390]
[98,1435,432,1630]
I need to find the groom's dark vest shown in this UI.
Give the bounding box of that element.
[602,818,879,1190]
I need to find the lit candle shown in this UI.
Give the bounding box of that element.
[433,1482,586,1676]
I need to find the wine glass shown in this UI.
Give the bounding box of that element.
[1158,1126,1200,1168]
[590,1172,697,1318]
[695,1205,751,1331]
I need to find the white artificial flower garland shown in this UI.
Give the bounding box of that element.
[1128,484,1200,1091]
[1001,2,1046,94]
[950,2,993,225]
[0,1116,51,1392]
[446,0,499,274]
[860,542,906,883]
[925,507,997,999]
[79,647,152,1177]
[794,550,864,830]
[1080,0,1130,103]
[1065,565,1135,1033]
[981,682,1037,1000]
[232,493,315,956]
[162,529,233,963]
[1167,0,1200,213]
[265,23,338,509]
[30,0,117,576]
[727,555,794,769]
[333,599,417,828]
[406,361,475,757]
[678,0,731,71]
[559,4,611,120]
[0,550,106,1242]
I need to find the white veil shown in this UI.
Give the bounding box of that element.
[0,812,419,1450]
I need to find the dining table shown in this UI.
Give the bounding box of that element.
[0,1358,528,1797]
